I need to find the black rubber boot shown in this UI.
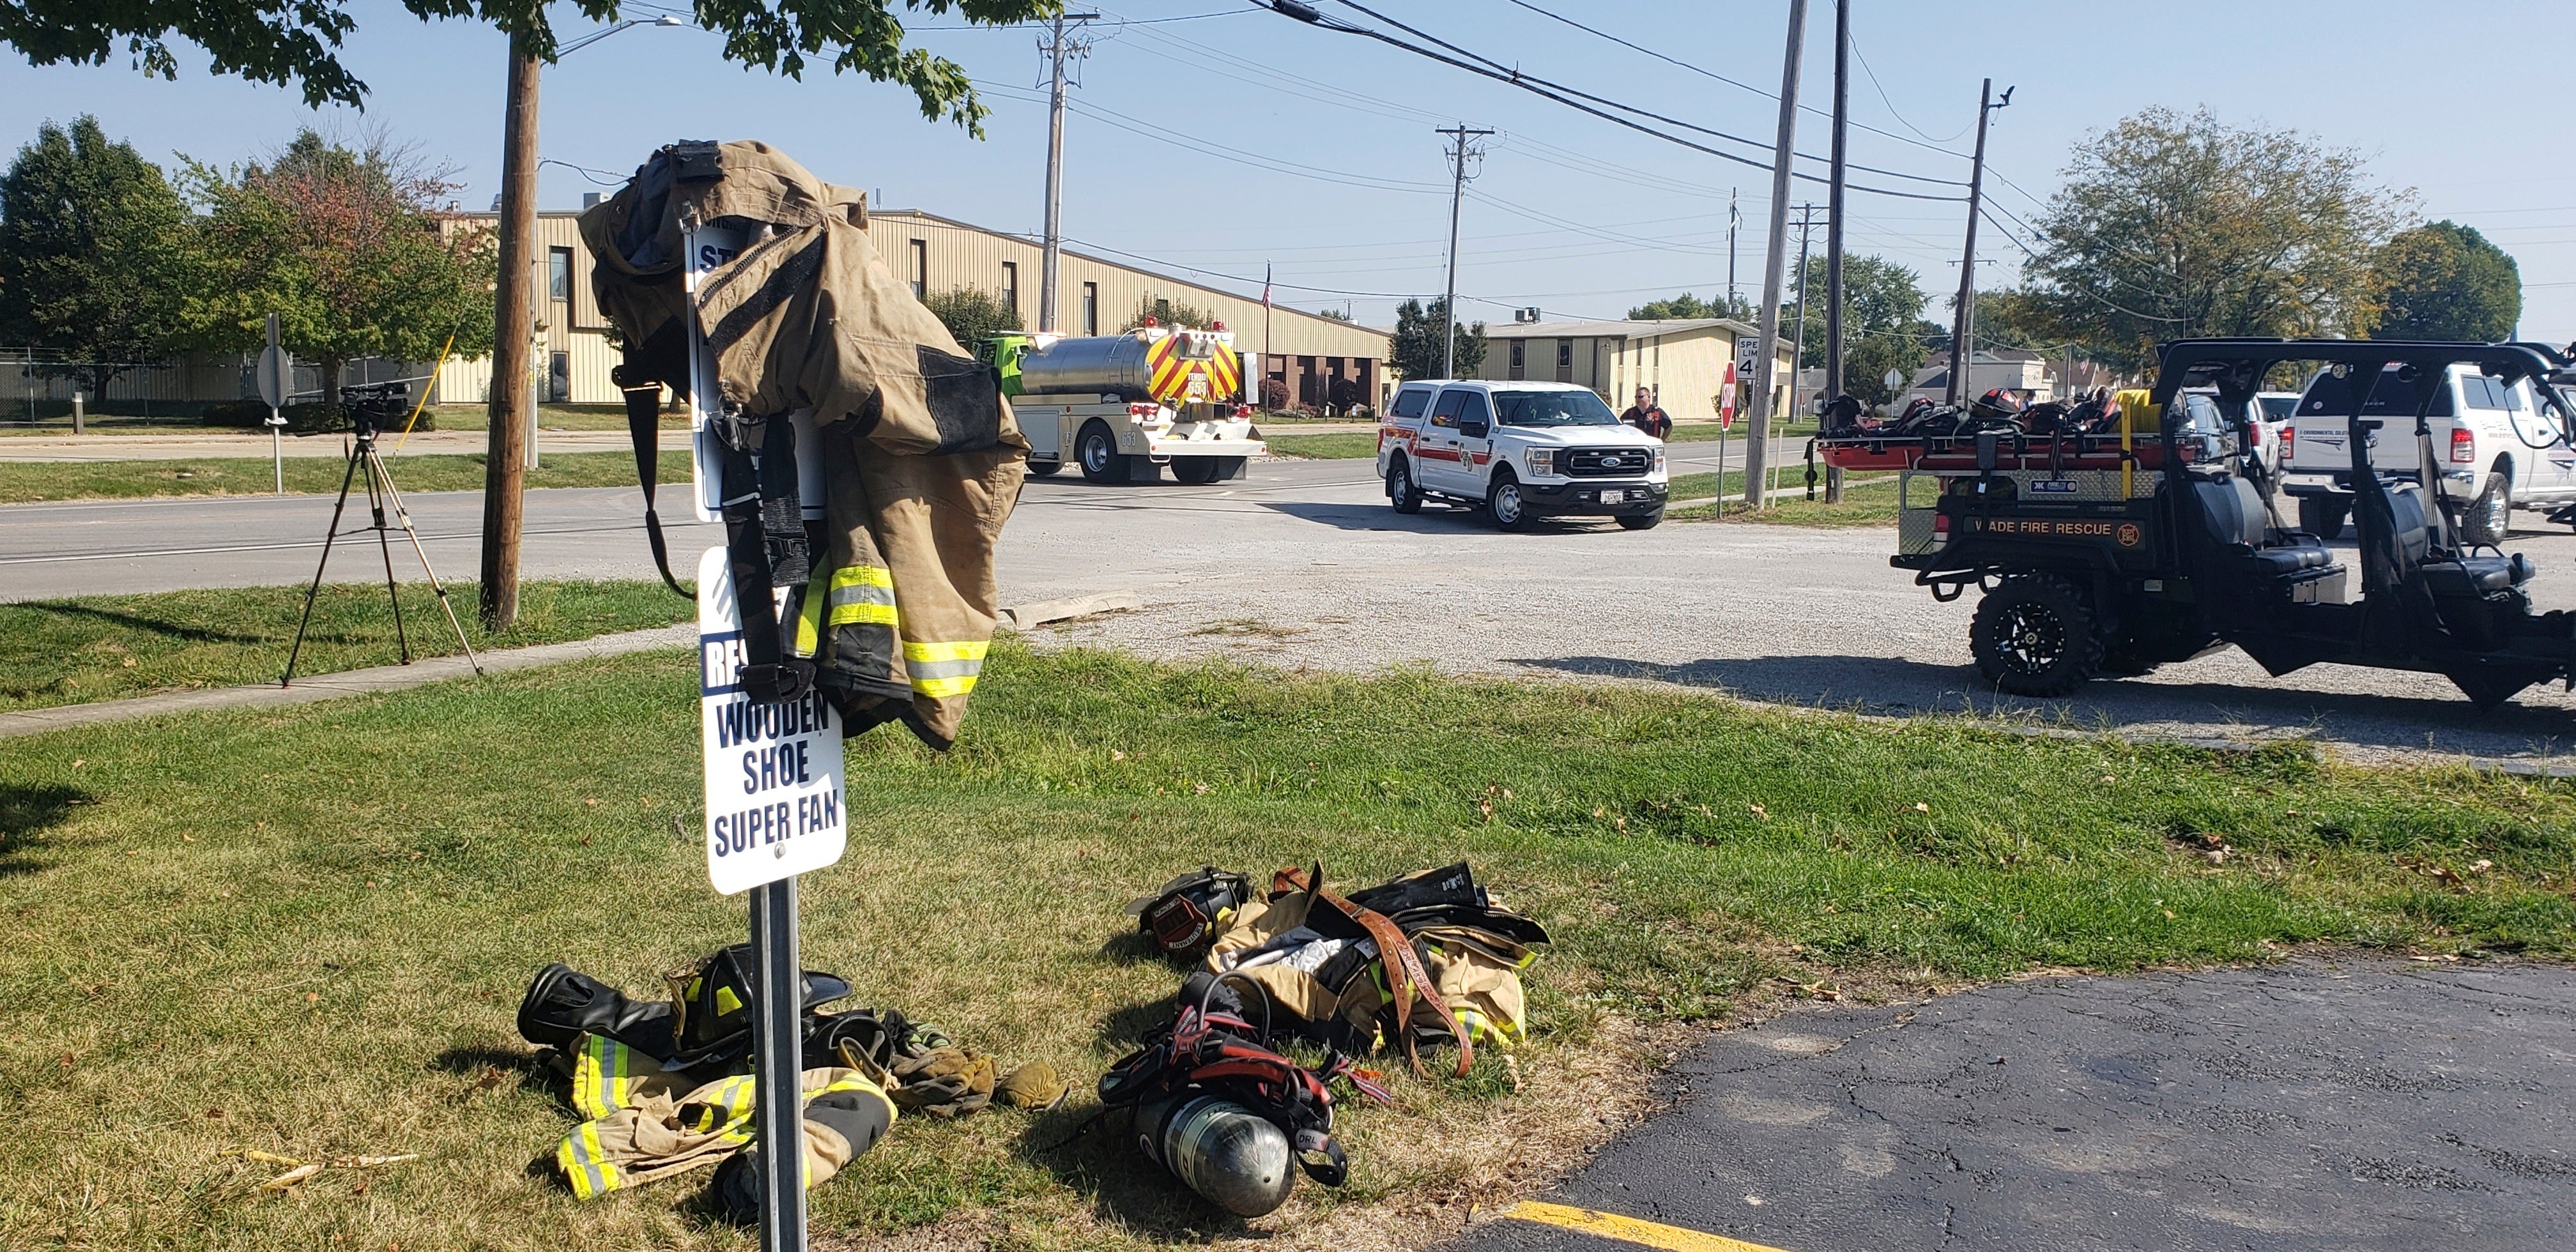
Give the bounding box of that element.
[516,963,678,1060]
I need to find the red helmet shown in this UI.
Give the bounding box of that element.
[1975,387,2026,415]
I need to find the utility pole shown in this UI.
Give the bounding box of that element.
[1785,203,1821,501]
[481,38,539,630]
[1742,0,1807,513]
[1946,78,2009,406]
[1036,12,1099,333]
[1726,187,1740,317]
[1823,0,1850,502]
[1437,124,1493,379]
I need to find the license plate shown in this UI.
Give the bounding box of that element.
[1598,489,1624,505]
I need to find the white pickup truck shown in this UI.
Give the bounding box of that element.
[2278,362,2576,544]
[1376,379,1669,530]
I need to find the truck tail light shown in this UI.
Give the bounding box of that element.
[1233,403,1252,418]
[1933,512,1950,534]
[2450,427,2476,464]
[2278,424,2292,461]
[1128,402,1159,417]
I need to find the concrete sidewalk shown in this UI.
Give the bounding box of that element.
[0,622,694,739]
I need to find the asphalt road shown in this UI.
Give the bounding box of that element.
[1448,958,2576,1252]
[4,447,2574,768]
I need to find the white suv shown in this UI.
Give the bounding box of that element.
[2278,362,2576,545]
[1376,381,1669,530]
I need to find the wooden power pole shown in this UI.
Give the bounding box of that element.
[1945,78,2007,408]
[1742,0,1808,513]
[481,41,539,630]
[1823,0,1850,503]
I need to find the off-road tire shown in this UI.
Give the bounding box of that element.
[1387,458,1423,514]
[1077,421,1129,484]
[1026,459,1062,477]
[1615,508,1664,530]
[2296,495,2348,540]
[1970,574,2103,698]
[1486,470,1534,531]
[1171,456,1222,485]
[2460,472,2511,547]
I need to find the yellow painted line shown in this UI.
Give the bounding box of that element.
[1501,1201,1795,1252]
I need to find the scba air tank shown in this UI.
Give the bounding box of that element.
[1135,1094,1294,1217]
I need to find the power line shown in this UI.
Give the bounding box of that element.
[1496,0,1974,162]
[1843,31,1972,145]
[1257,1,1965,202]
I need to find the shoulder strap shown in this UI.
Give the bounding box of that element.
[1274,864,1471,1080]
[615,367,693,600]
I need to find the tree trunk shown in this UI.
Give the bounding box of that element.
[318,357,345,419]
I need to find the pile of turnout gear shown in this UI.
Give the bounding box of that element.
[577,139,1025,749]
[1099,862,1548,1216]
[518,947,1062,1218]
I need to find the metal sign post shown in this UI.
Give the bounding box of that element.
[257,314,292,494]
[687,218,842,1251]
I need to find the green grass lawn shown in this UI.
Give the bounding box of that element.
[1262,431,1383,459]
[0,450,691,504]
[1,581,693,712]
[4,641,2570,1249]
[1664,470,1905,526]
[420,404,693,434]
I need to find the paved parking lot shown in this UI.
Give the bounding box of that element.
[4,450,2573,768]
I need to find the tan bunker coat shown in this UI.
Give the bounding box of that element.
[579,141,1025,747]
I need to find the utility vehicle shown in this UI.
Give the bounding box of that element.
[1833,340,2576,709]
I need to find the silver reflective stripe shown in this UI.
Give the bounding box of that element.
[829,583,896,608]
[905,656,984,680]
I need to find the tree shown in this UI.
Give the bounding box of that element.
[179,130,496,405]
[2009,107,2411,372]
[2375,220,2520,342]
[1,3,1050,130]
[1118,293,1216,332]
[921,286,1022,349]
[1389,298,1484,379]
[1776,252,1929,406]
[0,115,190,399]
[1629,291,1749,321]
[1317,307,1352,322]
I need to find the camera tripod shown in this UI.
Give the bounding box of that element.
[280,408,481,687]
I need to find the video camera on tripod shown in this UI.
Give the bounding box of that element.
[338,381,410,440]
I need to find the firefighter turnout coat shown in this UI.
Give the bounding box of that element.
[579,141,1026,747]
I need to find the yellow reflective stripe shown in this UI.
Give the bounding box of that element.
[559,1120,620,1200]
[903,639,988,698]
[829,602,900,627]
[715,986,742,1016]
[831,565,893,590]
[574,1035,632,1120]
[793,583,826,657]
[814,1071,900,1127]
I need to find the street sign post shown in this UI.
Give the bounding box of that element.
[258,314,291,494]
[1885,368,1906,395]
[694,503,840,1248]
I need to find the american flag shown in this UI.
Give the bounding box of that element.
[1262,263,1272,313]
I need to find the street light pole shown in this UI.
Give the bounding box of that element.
[1037,12,1099,333]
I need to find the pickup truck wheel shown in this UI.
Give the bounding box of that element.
[1615,508,1664,530]
[1387,458,1423,514]
[1026,459,1062,477]
[1486,470,1533,531]
[1077,420,1129,484]
[2460,473,2511,547]
[1170,456,1222,485]
[2296,496,2347,540]
[1970,574,2103,698]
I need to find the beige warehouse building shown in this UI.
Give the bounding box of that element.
[436,207,1391,411]
[1463,317,1797,422]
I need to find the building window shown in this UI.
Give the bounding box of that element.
[548,351,571,403]
[548,247,572,302]
[908,239,928,300]
[1082,282,1099,335]
[1001,261,1018,318]
[1554,338,1574,383]
[1508,340,1525,380]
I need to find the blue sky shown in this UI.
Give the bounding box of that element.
[5,1,2572,342]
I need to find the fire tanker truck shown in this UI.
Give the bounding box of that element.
[986,320,1266,485]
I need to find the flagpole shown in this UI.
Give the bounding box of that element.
[1262,263,1273,408]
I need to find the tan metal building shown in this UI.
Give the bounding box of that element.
[1464,317,1796,422]
[436,207,1390,410]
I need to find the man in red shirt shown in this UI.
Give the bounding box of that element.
[1620,386,1673,439]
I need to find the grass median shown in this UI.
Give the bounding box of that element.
[4,640,2571,1249]
[1,581,692,712]
[0,449,691,505]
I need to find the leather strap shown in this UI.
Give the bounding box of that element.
[1274,864,1471,1080]
[615,369,693,601]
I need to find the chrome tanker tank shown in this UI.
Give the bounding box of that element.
[1015,333,1159,399]
[1011,329,1241,403]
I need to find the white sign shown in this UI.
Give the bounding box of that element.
[698,546,846,895]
